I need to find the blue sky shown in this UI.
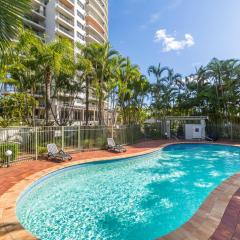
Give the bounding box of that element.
[109,0,240,80]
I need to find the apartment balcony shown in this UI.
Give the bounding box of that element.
[87,0,107,17]
[87,12,108,36]
[85,15,106,41]
[23,17,46,32]
[59,0,74,9]
[85,33,102,44]
[56,24,74,41]
[56,13,74,30]
[87,0,107,19]
[31,9,46,20]
[56,0,74,18]
[86,4,108,33]
[32,0,47,6]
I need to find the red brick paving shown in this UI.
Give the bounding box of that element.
[210,188,240,240]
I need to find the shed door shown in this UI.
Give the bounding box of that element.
[192,125,202,139]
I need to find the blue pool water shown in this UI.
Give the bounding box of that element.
[17,144,240,240]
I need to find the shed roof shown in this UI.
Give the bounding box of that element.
[165,116,208,121]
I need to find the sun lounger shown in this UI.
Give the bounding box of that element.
[107,138,126,153]
[47,144,72,161]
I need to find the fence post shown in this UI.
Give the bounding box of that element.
[103,127,105,149]
[111,125,114,138]
[78,125,81,150]
[35,127,38,160]
[62,126,64,151]
[121,126,123,145]
[131,126,134,144]
[125,126,127,144]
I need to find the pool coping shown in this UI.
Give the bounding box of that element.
[1,142,240,240]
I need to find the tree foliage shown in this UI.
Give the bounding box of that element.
[0,93,37,127]
[0,30,150,126]
[2,28,239,128]
[0,0,31,57]
[149,58,240,126]
[5,30,75,126]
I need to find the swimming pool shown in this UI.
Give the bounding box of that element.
[16,143,240,240]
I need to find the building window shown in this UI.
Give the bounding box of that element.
[77,21,84,30]
[77,32,85,40]
[74,110,85,121]
[77,0,85,9]
[77,10,84,20]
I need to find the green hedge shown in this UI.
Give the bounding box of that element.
[0,143,20,164]
[144,123,164,139]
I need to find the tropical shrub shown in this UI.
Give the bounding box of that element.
[38,146,47,155]
[0,93,38,127]
[144,123,164,139]
[82,139,95,149]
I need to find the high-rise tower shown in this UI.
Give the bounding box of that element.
[19,0,110,124]
[23,0,108,46]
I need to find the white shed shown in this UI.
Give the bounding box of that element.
[164,116,208,140]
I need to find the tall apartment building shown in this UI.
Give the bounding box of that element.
[11,0,109,125]
[23,0,108,45]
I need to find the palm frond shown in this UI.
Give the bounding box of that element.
[0,0,31,54]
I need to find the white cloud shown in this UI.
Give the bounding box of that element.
[155,29,195,52]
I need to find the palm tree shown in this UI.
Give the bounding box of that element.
[206,58,223,120]
[164,68,182,107]
[116,57,142,124]
[8,31,40,92]
[175,58,240,125]
[106,55,126,125]
[2,30,41,125]
[0,0,31,56]
[128,74,149,124]
[76,43,95,125]
[148,64,169,119]
[5,30,75,126]
[39,39,74,125]
[81,42,118,125]
[148,64,169,84]
[13,31,75,125]
[206,58,238,123]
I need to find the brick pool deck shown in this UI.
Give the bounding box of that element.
[1,140,240,240]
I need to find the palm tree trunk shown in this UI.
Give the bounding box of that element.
[85,78,89,125]
[98,77,104,125]
[98,94,103,125]
[112,93,118,125]
[31,86,35,126]
[45,67,51,126]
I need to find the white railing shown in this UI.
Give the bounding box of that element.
[57,25,74,37]
[57,13,74,26]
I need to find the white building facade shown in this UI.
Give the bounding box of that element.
[23,0,108,45]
